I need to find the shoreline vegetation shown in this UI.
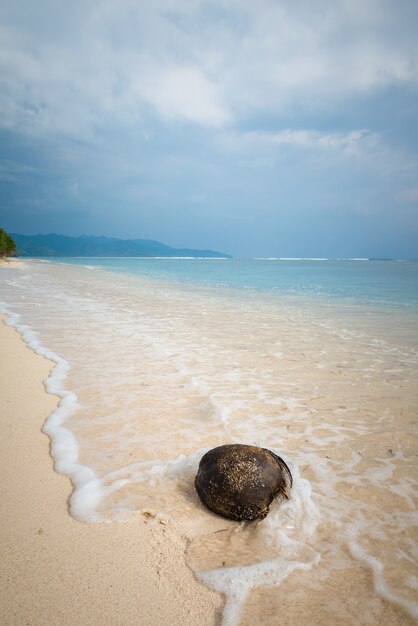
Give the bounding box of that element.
[0,314,222,625]
[0,228,16,258]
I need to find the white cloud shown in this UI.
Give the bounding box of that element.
[217,0,418,115]
[219,128,376,157]
[136,65,229,126]
[0,0,417,135]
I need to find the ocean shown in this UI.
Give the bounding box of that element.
[1,258,418,625]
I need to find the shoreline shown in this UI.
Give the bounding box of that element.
[0,257,22,267]
[0,315,222,625]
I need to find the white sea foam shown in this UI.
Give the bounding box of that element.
[253,257,371,261]
[0,303,103,522]
[349,541,418,619]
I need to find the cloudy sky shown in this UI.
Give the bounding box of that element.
[1,0,418,257]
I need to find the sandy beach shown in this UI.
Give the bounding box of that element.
[0,314,222,626]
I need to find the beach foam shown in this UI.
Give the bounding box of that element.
[0,304,104,521]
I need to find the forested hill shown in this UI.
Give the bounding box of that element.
[11,233,232,258]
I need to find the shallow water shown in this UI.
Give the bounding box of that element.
[1,259,417,625]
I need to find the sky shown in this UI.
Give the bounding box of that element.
[1,0,418,258]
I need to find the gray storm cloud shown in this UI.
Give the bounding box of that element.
[1,0,417,134]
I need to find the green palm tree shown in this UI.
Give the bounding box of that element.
[0,229,17,257]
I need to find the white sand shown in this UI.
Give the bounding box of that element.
[0,316,222,625]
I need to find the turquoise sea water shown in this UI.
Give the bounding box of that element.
[43,257,418,310]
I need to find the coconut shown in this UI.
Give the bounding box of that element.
[195,444,292,521]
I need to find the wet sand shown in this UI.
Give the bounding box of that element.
[0,315,222,626]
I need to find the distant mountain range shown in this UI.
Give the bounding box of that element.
[11,233,232,259]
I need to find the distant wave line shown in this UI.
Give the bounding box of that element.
[253,257,371,261]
